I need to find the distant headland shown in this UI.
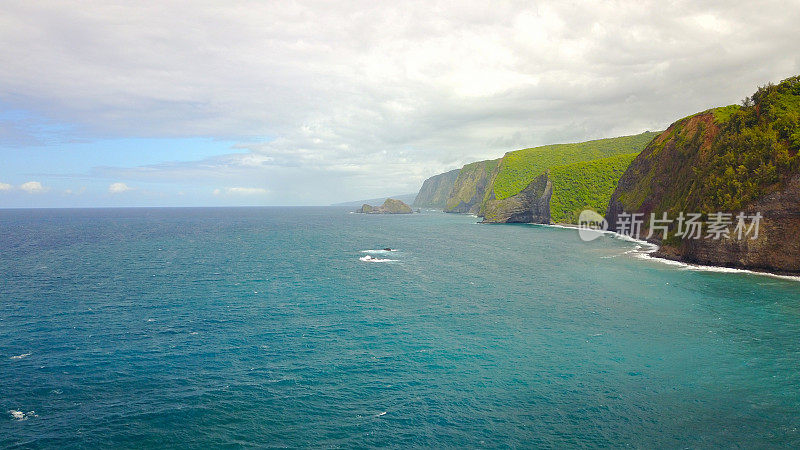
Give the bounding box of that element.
[412,75,800,275]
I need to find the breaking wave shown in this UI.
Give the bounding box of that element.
[359,255,397,263]
[541,223,800,282]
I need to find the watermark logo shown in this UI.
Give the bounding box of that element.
[578,209,608,242]
[577,209,763,242]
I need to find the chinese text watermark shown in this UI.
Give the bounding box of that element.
[578,210,762,242]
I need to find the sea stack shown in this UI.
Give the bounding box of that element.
[355,198,414,214]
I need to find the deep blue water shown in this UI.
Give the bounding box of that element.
[1,207,799,448]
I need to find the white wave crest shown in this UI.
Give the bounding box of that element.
[633,251,800,281]
[359,255,397,263]
[538,223,800,282]
[8,410,37,421]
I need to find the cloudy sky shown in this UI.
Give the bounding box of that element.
[1,0,798,207]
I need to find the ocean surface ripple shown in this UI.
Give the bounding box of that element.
[1,207,799,447]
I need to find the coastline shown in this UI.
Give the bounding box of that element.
[432,210,800,281]
[544,222,800,282]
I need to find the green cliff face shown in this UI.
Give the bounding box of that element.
[482,172,552,223]
[417,132,655,220]
[479,153,638,224]
[548,153,639,223]
[444,159,500,214]
[413,169,460,208]
[435,132,655,219]
[610,76,800,218]
[607,75,800,273]
[489,132,658,204]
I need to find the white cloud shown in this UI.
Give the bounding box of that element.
[64,187,86,195]
[108,182,132,193]
[0,182,12,191]
[1,1,799,202]
[19,181,47,193]
[214,187,268,196]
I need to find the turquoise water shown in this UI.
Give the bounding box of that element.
[1,207,799,447]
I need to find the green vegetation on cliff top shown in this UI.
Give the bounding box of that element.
[549,153,639,223]
[491,131,658,202]
[698,77,800,211]
[711,104,741,124]
[615,75,800,215]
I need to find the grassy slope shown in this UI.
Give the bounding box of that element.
[549,153,639,223]
[490,131,659,202]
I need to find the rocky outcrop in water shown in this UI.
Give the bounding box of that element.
[356,198,413,214]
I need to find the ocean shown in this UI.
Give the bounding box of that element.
[2,207,799,447]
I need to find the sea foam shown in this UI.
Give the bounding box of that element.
[8,410,37,421]
[359,255,397,263]
[539,223,800,282]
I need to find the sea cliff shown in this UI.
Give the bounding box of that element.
[413,169,460,209]
[607,76,800,273]
[444,159,500,214]
[417,132,655,220]
[412,75,800,274]
[481,172,552,224]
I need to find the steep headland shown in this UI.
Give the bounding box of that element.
[423,132,656,220]
[481,172,552,223]
[488,132,658,207]
[413,169,460,208]
[607,75,800,273]
[482,152,639,223]
[445,159,500,214]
